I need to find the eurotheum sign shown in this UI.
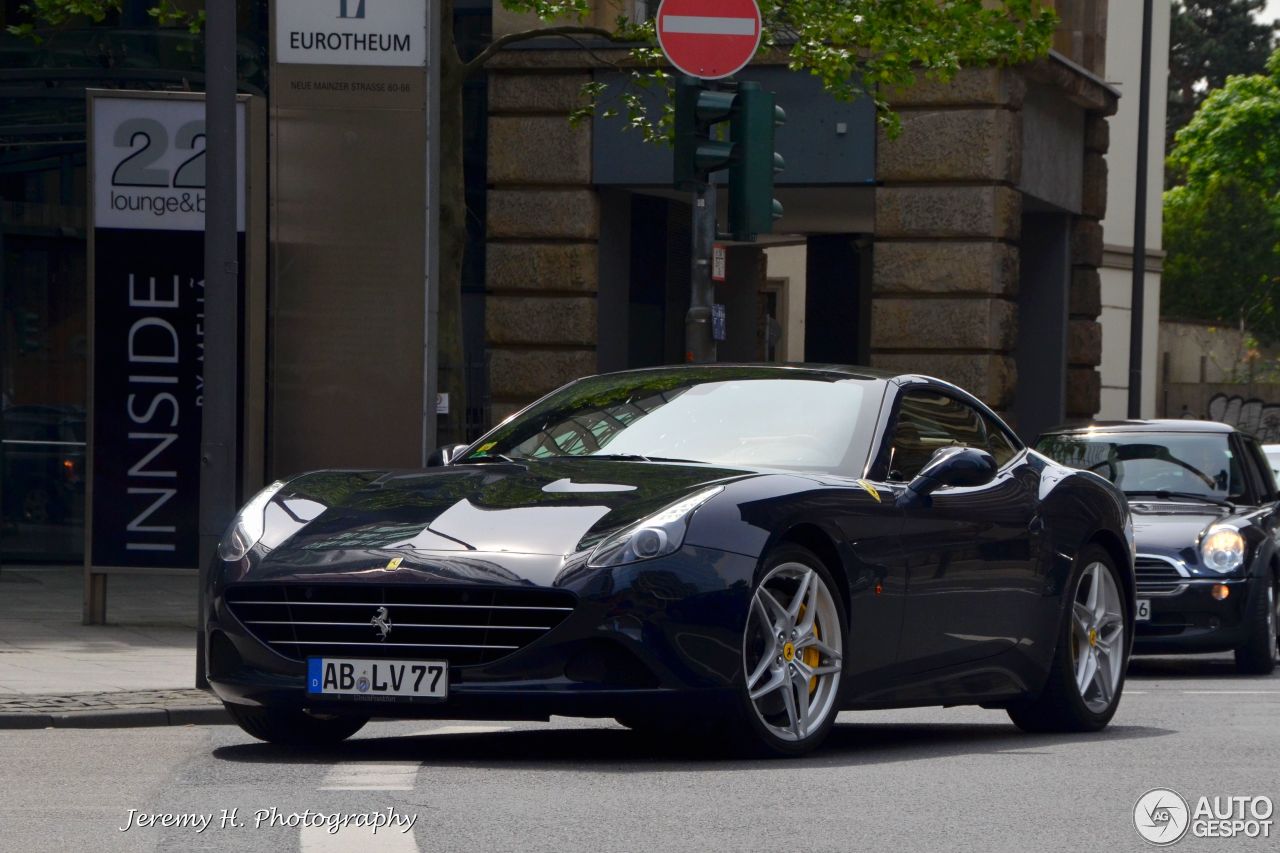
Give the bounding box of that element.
[88,92,247,570]
[275,0,427,66]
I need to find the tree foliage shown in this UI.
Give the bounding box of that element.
[1167,48,1280,206]
[1164,48,1280,343]
[1163,176,1280,343]
[1167,0,1277,151]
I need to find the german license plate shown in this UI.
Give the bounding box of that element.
[1136,599,1151,622]
[307,658,447,699]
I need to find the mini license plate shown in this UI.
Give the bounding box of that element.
[307,658,447,699]
[1135,599,1152,622]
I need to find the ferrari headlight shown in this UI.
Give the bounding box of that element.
[587,486,724,568]
[217,480,287,562]
[1200,526,1245,574]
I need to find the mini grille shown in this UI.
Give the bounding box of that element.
[1134,556,1185,594]
[225,583,576,667]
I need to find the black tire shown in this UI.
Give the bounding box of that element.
[723,544,848,758]
[1234,578,1278,675]
[224,703,367,747]
[1008,544,1130,733]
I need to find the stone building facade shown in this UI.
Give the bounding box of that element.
[484,3,1118,441]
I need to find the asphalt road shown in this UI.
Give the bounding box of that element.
[2,655,1276,853]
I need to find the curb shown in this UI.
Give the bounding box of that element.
[0,705,230,730]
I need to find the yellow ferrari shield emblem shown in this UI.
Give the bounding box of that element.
[855,479,882,503]
[384,556,404,571]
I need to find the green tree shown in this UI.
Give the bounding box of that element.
[1167,0,1277,153]
[1163,177,1280,347]
[1163,48,1280,349]
[1167,48,1280,206]
[9,0,1057,441]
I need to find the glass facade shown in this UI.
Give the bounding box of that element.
[0,0,266,562]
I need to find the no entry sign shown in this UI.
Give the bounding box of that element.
[656,0,762,80]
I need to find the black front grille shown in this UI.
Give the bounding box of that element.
[1135,556,1186,594]
[225,583,576,667]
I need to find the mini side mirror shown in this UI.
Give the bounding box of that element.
[426,443,469,467]
[901,446,997,506]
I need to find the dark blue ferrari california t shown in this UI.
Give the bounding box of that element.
[205,364,1134,756]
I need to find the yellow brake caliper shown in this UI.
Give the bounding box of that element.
[798,604,821,694]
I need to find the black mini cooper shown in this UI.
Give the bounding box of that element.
[1037,420,1280,674]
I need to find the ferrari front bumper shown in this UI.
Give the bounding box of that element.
[204,544,757,720]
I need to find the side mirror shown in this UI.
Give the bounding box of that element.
[899,446,997,507]
[426,443,469,467]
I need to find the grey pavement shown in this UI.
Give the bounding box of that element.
[0,658,1275,853]
[0,564,224,727]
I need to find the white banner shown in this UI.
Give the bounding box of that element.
[275,0,427,67]
[91,96,246,233]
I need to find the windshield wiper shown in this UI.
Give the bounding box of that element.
[582,453,706,464]
[1124,490,1235,509]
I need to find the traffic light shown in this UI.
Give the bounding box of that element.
[672,77,786,242]
[729,81,785,242]
[673,76,737,189]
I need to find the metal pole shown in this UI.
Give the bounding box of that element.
[1127,0,1154,419]
[197,0,239,689]
[685,180,717,363]
[421,4,440,461]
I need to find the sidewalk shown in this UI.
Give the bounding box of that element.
[0,564,227,728]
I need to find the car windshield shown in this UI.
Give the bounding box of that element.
[1265,447,1280,478]
[1036,431,1246,502]
[467,368,881,474]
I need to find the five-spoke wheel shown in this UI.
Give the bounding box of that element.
[1008,544,1130,733]
[737,547,846,754]
[1071,561,1126,713]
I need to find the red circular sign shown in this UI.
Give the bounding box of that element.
[656,0,762,80]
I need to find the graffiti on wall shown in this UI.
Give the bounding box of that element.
[1205,394,1280,442]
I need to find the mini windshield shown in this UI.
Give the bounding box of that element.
[1036,431,1245,502]
[468,368,881,474]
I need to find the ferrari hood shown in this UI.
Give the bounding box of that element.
[264,458,752,560]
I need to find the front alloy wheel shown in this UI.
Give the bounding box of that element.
[738,548,845,755]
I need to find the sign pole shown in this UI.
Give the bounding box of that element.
[657,0,762,364]
[197,0,239,688]
[686,179,718,363]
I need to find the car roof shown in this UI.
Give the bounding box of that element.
[590,362,930,384]
[1038,419,1236,436]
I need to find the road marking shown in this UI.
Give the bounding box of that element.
[661,15,757,36]
[1124,689,1280,695]
[412,724,511,737]
[301,823,419,853]
[319,762,419,791]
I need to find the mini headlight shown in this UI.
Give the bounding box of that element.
[587,486,724,568]
[1200,526,1245,574]
[217,480,286,562]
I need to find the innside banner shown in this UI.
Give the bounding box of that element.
[88,92,246,569]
